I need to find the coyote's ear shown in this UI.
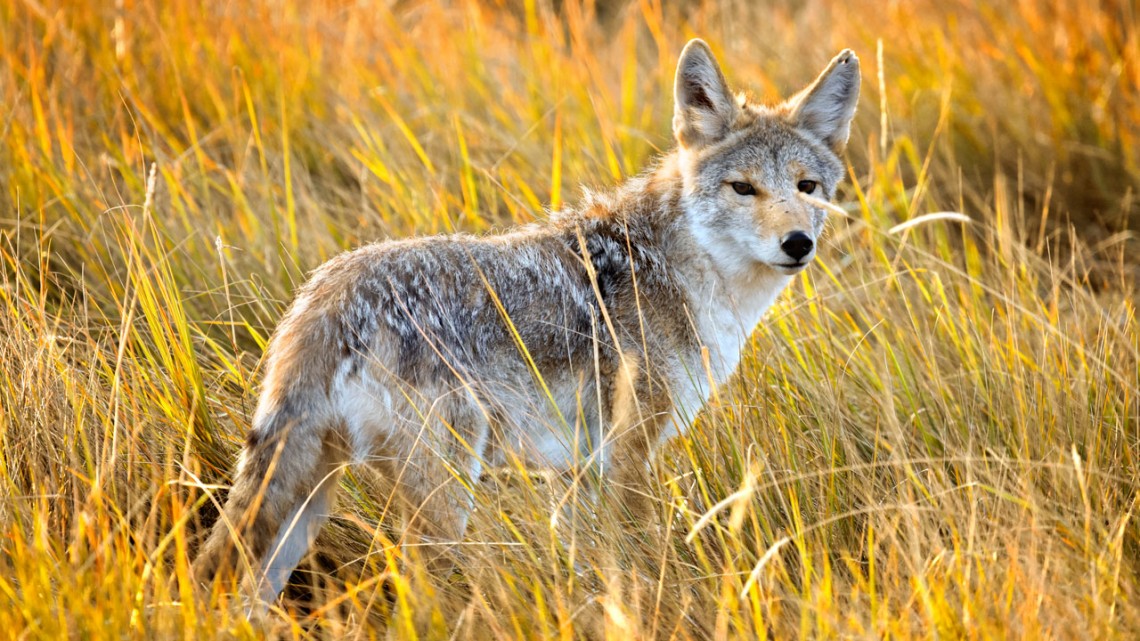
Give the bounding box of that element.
[787,50,861,154]
[673,39,737,149]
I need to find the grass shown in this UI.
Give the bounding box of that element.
[1,0,1138,638]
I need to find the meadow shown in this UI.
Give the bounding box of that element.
[1,0,1138,638]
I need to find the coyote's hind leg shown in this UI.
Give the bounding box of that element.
[373,393,490,575]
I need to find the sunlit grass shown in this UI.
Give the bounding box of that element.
[1,0,1137,638]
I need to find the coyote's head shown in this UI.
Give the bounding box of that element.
[674,40,860,276]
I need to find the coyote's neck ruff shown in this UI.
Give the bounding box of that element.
[196,39,860,602]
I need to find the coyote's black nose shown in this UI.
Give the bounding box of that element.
[781,232,814,261]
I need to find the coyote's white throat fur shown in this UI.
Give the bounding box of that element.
[195,39,860,601]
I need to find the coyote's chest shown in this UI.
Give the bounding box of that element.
[702,271,792,378]
[660,269,793,437]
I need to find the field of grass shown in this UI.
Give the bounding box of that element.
[1,0,1138,638]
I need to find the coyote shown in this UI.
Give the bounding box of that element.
[195,39,860,601]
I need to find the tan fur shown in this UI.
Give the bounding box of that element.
[194,39,861,602]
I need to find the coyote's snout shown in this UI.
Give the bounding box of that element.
[195,39,860,602]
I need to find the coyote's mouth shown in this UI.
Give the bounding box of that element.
[774,261,809,271]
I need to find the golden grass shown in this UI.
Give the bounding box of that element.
[1,0,1138,638]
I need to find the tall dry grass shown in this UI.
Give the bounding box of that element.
[1,0,1137,638]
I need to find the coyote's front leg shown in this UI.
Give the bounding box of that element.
[603,356,674,525]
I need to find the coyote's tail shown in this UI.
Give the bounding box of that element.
[192,286,353,600]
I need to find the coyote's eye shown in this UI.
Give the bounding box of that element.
[731,182,756,196]
[797,180,818,194]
